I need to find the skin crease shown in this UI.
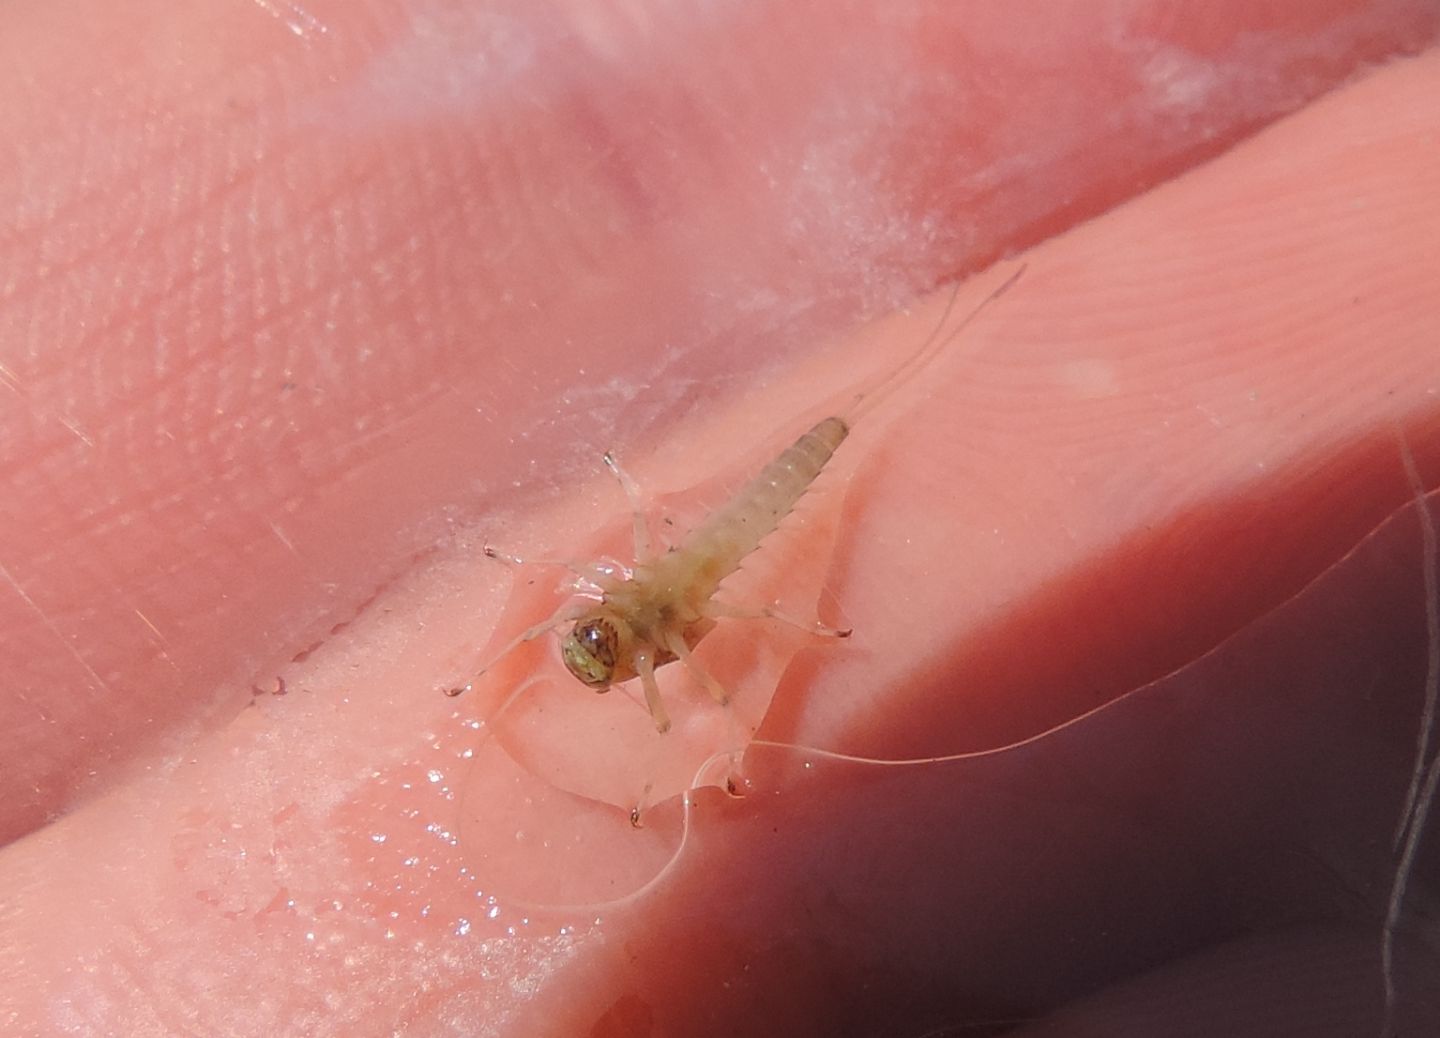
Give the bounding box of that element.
[2,3,1440,1037]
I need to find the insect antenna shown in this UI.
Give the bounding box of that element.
[844,263,1026,426]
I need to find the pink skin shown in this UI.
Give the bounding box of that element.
[2,2,1439,1035]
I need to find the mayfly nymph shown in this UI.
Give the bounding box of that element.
[447,266,1025,740]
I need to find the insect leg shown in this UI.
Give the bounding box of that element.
[662,630,730,706]
[602,450,655,564]
[633,646,672,734]
[629,779,655,828]
[703,598,853,639]
[482,545,617,587]
[443,602,589,698]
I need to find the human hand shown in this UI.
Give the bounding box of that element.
[2,3,1437,1034]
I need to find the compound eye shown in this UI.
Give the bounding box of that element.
[561,618,618,688]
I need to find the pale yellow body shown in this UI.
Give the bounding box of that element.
[451,265,1024,747]
[557,415,851,734]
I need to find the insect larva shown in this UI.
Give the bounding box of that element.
[448,265,1025,815]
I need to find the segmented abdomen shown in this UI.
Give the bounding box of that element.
[668,415,850,601]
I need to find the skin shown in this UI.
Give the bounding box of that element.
[1,2,1439,1035]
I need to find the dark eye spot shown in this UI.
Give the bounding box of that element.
[577,620,618,669]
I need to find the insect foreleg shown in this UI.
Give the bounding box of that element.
[602,449,655,564]
[481,545,619,587]
[633,647,672,734]
[662,630,730,706]
[703,598,853,639]
[444,601,589,698]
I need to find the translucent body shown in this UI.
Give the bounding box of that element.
[556,416,852,733]
[449,266,1024,743]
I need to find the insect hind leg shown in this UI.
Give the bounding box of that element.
[703,598,852,639]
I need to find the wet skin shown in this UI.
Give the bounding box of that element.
[2,3,1439,1035]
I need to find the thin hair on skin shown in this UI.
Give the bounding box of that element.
[1382,427,1439,1037]
[482,460,1440,954]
